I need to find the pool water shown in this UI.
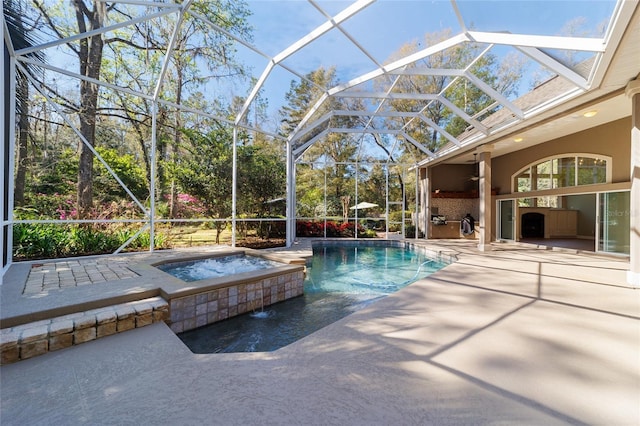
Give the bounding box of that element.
[158,254,280,282]
[306,245,442,295]
[178,244,446,353]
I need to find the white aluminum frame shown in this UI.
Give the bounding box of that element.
[1,0,635,273]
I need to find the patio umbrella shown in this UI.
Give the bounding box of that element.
[350,202,378,210]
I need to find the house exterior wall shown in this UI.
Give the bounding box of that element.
[491,118,631,195]
[420,118,632,247]
[430,163,477,192]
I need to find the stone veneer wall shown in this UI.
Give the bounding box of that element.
[431,198,479,221]
[168,269,305,333]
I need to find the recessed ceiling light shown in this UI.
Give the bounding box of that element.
[583,110,598,118]
[514,137,524,142]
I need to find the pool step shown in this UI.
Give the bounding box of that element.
[0,297,169,365]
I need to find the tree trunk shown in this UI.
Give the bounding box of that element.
[169,67,184,219]
[14,78,29,206]
[129,118,152,188]
[155,105,168,203]
[397,176,406,210]
[215,222,224,245]
[74,0,106,218]
[10,2,30,207]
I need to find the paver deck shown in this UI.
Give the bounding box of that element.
[1,239,638,425]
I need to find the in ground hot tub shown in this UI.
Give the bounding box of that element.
[157,254,281,282]
[153,250,306,333]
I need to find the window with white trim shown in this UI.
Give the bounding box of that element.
[513,154,610,193]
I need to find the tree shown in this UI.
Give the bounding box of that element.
[31,0,252,219]
[4,0,45,205]
[33,0,107,218]
[175,126,285,244]
[381,29,522,151]
[280,67,364,216]
[237,144,285,215]
[101,0,252,218]
[93,146,148,205]
[173,127,232,243]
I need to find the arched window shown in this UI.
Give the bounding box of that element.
[512,154,611,193]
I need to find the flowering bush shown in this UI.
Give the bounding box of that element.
[167,193,207,219]
[325,221,341,237]
[296,220,371,238]
[296,220,324,237]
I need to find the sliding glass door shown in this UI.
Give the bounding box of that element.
[498,199,515,241]
[598,191,630,254]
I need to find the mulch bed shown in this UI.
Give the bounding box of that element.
[235,237,286,250]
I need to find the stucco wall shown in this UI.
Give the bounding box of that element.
[430,163,477,192]
[492,117,631,195]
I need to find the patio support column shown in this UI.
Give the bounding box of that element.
[478,147,493,251]
[626,78,640,287]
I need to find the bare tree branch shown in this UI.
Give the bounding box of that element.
[32,0,80,56]
[103,36,164,50]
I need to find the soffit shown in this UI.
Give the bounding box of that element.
[433,2,640,165]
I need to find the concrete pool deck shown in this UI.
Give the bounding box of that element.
[1,239,639,425]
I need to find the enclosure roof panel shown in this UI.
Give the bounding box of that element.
[237,0,635,163]
[7,0,637,164]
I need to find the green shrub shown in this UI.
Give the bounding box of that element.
[257,219,286,239]
[388,211,405,223]
[12,223,170,260]
[94,146,148,203]
[360,229,378,238]
[12,223,70,259]
[404,225,424,238]
[70,226,123,254]
[129,230,170,250]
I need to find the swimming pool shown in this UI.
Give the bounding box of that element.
[178,242,448,353]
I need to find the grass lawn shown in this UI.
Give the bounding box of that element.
[164,225,285,249]
[166,225,231,247]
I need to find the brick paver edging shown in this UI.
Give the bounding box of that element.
[0,297,169,364]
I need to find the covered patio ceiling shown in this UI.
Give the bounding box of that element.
[6,0,640,166]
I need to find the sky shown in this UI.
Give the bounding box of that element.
[234,0,617,122]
